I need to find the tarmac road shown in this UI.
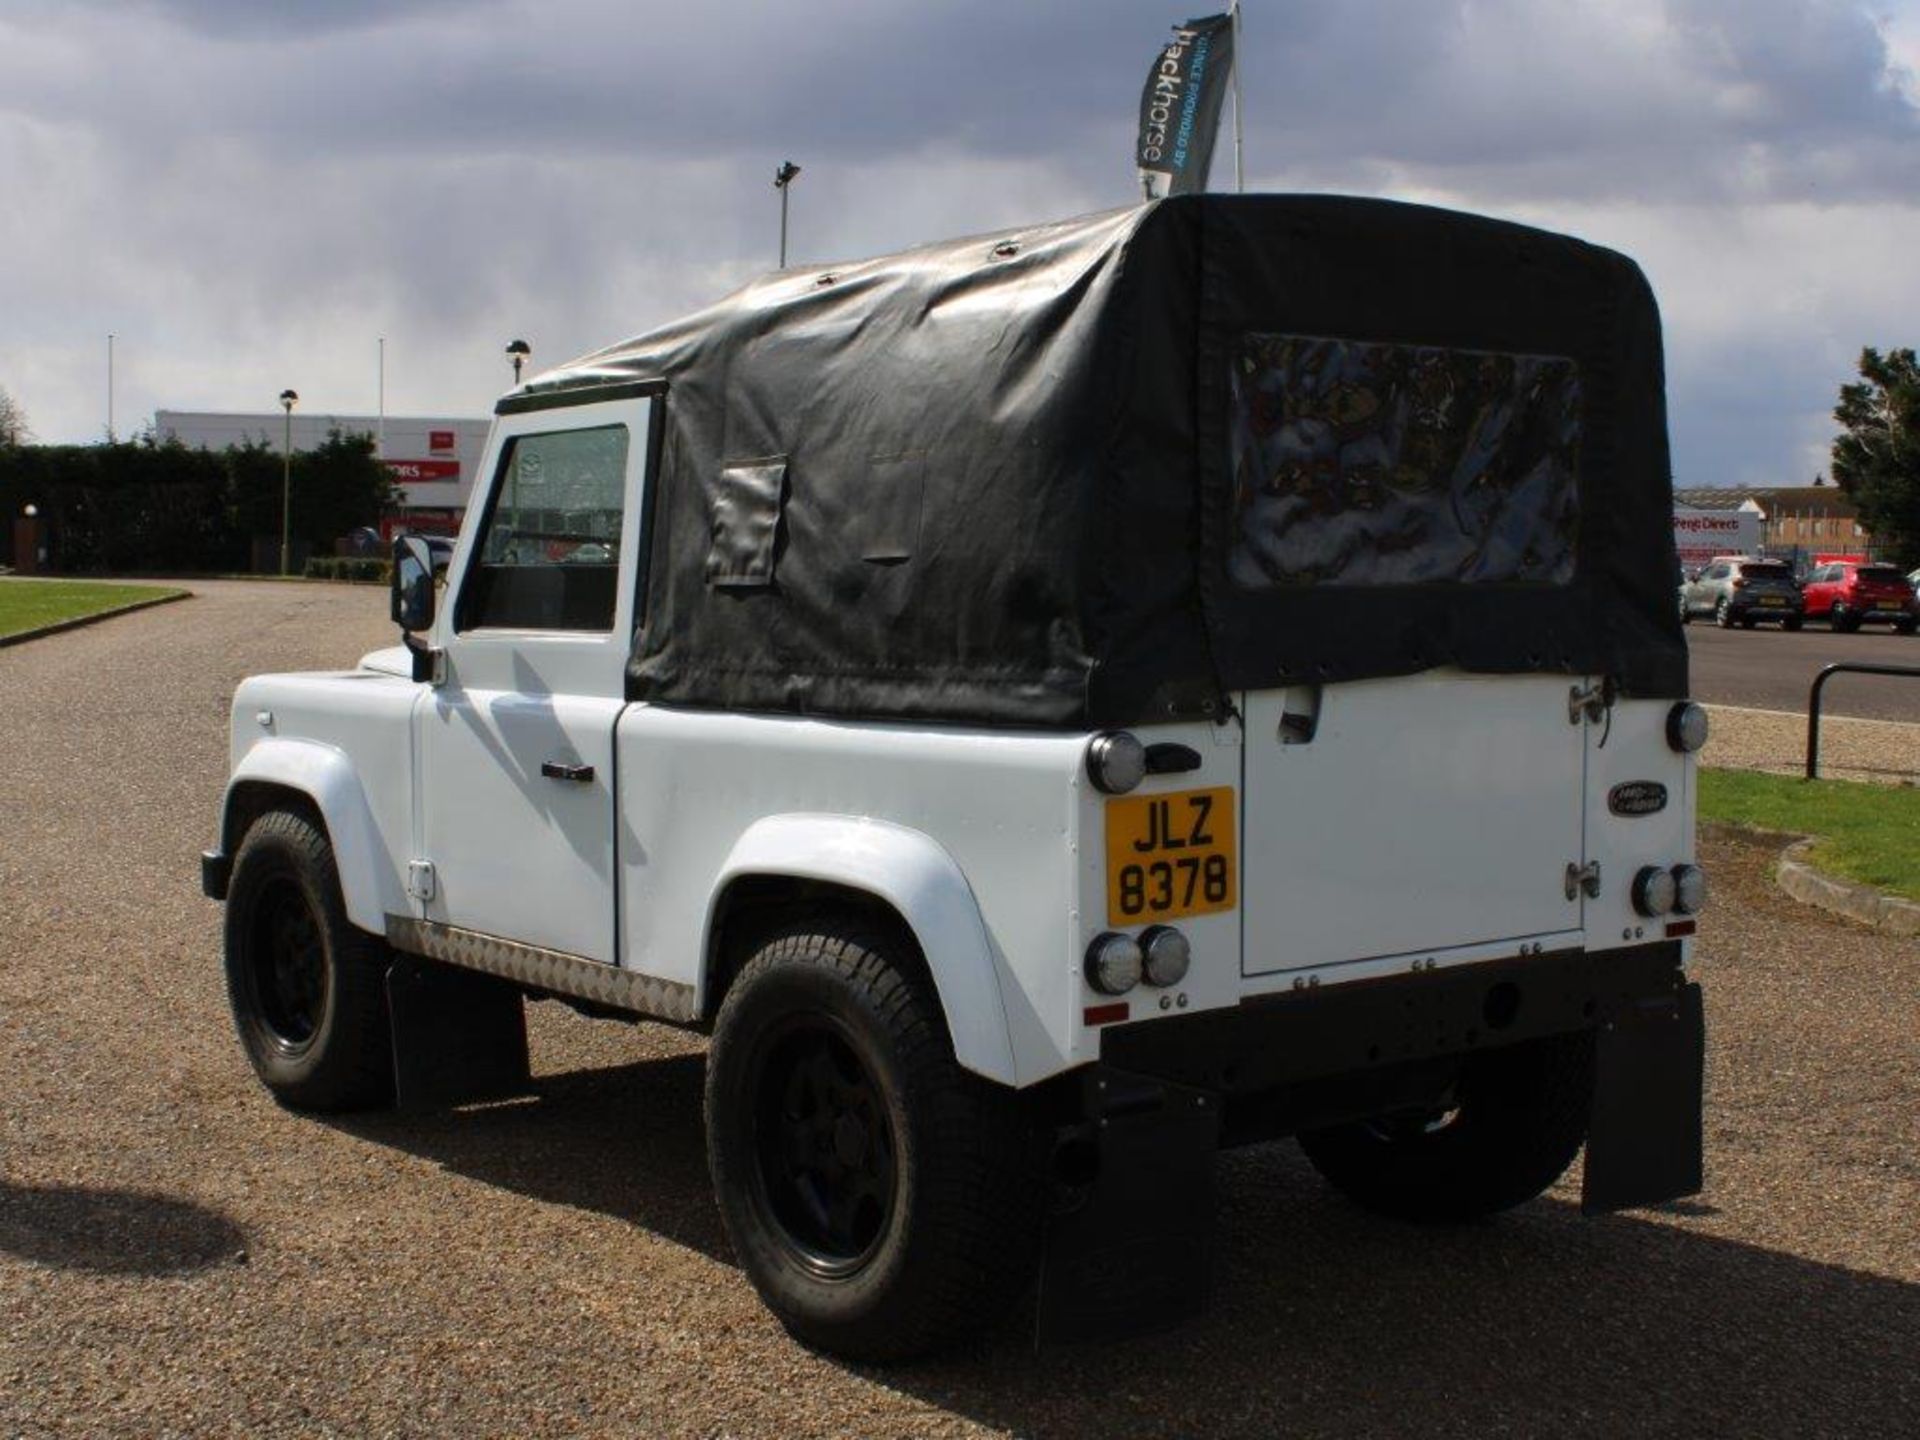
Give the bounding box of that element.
[1686,619,1920,721]
[2,580,1916,1439]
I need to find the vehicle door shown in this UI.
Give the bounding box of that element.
[1803,564,1835,616]
[411,389,659,963]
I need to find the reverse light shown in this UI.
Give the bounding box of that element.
[1672,864,1708,915]
[1087,732,1147,795]
[1667,702,1710,754]
[1632,866,1678,917]
[1139,926,1191,987]
[1084,932,1143,996]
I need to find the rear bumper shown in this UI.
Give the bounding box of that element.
[1100,942,1683,1106]
[1092,941,1703,1212]
[1728,599,1802,619]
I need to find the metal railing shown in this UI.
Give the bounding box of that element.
[1804,662,1920,779]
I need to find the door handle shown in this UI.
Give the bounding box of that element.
[540,760,595,783]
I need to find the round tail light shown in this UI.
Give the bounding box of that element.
[1087,732,1147,795]
[1139,926,1191,987]
[1667,702,1709,754]
[1672,864,1708,915]
[1632,866,1678,917]
[1084,932,1143,996]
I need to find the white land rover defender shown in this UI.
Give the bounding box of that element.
[204,195,1708,1359]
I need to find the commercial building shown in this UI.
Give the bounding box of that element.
[1672,486,1878,570]
[154,410,492,535]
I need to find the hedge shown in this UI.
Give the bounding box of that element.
[0,429,397,575]
[304,556,392,583]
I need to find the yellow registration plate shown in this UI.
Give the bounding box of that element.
[1105,786,1237,926]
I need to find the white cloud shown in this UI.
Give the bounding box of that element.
[3,0,1918,495]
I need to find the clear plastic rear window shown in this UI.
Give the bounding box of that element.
[1228,334,1581,589]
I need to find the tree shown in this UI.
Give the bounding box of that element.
[1831,347,1920,568]
[0,386,28,447]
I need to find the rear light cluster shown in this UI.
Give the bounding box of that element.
[1085,925,1191,997]
[1632,863,1708,918]
[1666,702,1709,754]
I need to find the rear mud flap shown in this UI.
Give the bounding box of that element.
[1036,1069,1219,1346]
[386,955,532,1111]
[1582,981,1705,1214]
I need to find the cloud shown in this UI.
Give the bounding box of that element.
[2,0,1917,497]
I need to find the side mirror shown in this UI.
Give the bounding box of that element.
[391,536,445,684]
[391,536,436,632]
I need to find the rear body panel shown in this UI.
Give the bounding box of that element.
[1238,672,1587,978]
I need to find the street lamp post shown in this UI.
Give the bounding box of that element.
[774,161,801,268]
[278,389,298,576]
[16,503,41,576]
[506,338,531,386]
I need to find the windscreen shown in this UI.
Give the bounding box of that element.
[1227,334,1581,589]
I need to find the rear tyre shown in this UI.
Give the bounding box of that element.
[224,809,394,1112]
[1714,598,1734,628]
[1896,618,1917,636]
[1298,1032,1592,1223]
[705,912,1044,1361]
[1739,615,1757,629]
[1832,604,1859,633]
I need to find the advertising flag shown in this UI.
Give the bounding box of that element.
[1136,13,1235,198]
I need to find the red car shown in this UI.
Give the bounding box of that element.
[1800,561,1918,633]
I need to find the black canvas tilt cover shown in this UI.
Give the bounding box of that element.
[511,194,1687,728]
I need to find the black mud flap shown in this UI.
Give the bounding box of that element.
[1582,981,1705,1214]
[386,955,533,1111]
[1036,1068,1220,1346]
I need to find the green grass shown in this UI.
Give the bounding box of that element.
[0,578,186,640]
[1700,767,1920,902]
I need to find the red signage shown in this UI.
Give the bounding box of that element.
[384,459,461,481]
[429,429,456,453]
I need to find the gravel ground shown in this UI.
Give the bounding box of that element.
[2,581,1916,1439]
[1704,704,1919,784]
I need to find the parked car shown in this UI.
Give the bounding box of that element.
[1801,560,1918,633]
[1679,555,1804,629]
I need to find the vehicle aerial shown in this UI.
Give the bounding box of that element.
[1679,555,1804,629]
[1801,559,1919,633]
[202,196,1707,1360]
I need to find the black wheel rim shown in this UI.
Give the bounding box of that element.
[749,1017,898,1279]
[244,874,327,1054]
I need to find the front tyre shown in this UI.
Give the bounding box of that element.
[224,809,393,1112]
[1298,1032,1592,1223]
[705,913,1043,1361]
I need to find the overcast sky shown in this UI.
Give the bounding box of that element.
[4,0,1918,487]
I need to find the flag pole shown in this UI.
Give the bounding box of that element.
[1230,0,1245,192]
